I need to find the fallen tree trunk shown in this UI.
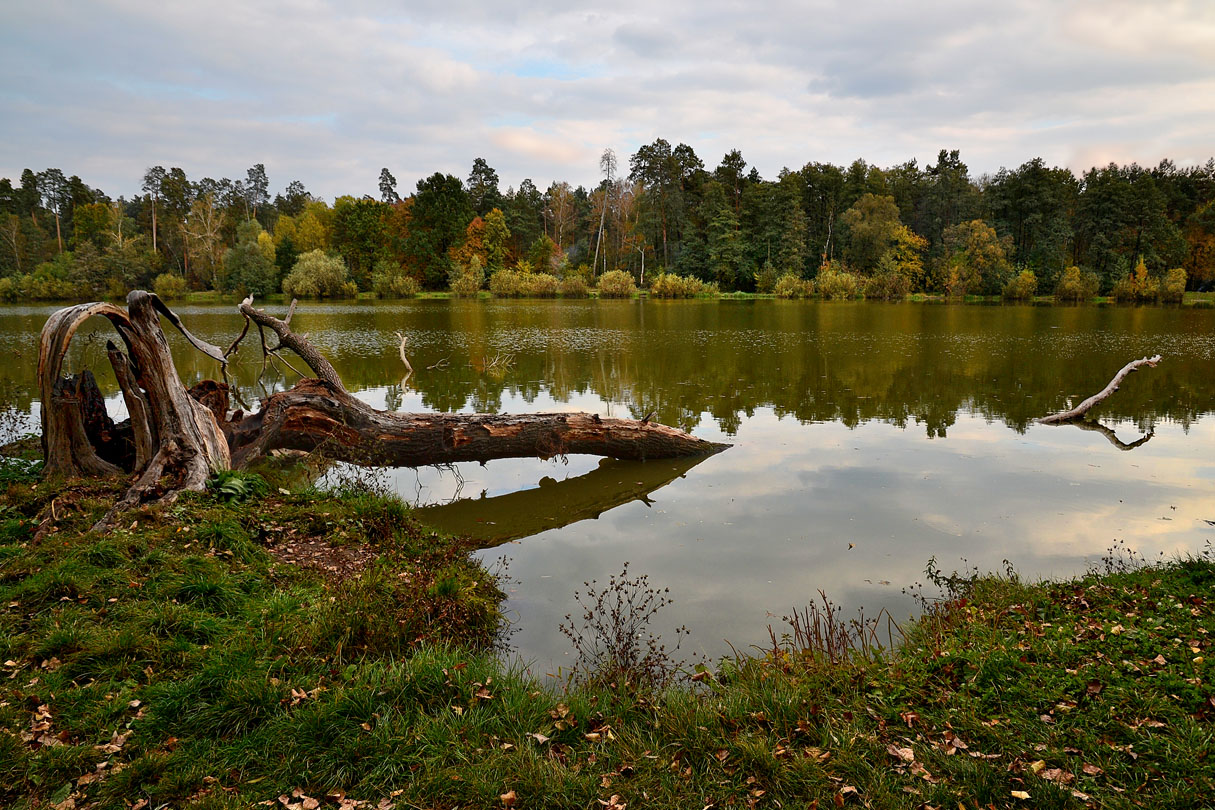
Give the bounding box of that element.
[225,379,716,468]
[37,293,724,525]
[1038,355,1162,424]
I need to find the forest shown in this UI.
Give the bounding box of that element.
[2,144,1214,302]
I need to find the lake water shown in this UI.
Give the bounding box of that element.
[4,299,1215,673]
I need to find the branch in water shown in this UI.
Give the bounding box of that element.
[1038,355,1162,424]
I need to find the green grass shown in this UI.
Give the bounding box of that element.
[2,461,1212,808]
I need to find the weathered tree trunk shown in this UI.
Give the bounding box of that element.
[1038,355,1162,424]
[225,379,718,469]
[37,293,724,525]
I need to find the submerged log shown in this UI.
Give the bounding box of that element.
[37,293,725,524]
[1038,355,1162,425]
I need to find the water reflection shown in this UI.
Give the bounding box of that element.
[3,300,1214,671]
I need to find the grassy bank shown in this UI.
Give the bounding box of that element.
[1,456,1212,808]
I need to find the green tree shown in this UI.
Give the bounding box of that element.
[379,168,400,204]
[840,194,903,275]
[401,173,473,288]
[483,207,511,271]
[942,219,1013,296]
[704,181,743,289]
[224,221,278,296]
[332,196,390,289]
[467,158,503,216]
[282,250,356,298]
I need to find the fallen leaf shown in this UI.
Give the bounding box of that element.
[1011,790,1030,800]
[500,789,518,807]
[886,744,915,763]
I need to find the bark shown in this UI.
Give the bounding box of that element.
[1038,355,1162,424]
[225,379,720,469]
[38,293,725,524]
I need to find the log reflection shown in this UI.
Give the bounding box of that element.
[1069,419,1155,451]
[413,452,719,547]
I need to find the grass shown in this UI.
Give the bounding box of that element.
[1,454,1212,808]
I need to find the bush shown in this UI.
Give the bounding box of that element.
[1111,258,1156,303]
[774,274,813,299]
[449,256,485,297]
[282,250,357,299]
[815,267,861,300]
[648,272,717,298]
[372,272,420,298]
[522,272,559,297]
[559,276,589,298]
[755,261,779,294]
[596,270,637,298]
[862,269,911,301]
[1001,269,1038,301]
[1054,266,1100,302]
[1159,267,1186,303]
[152,273,188,300]
[488,269,523,297]
[371,260,421,298]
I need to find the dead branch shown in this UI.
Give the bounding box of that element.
[38,294,726,526]
[394,330,413,373]
[1038,355,1162,424]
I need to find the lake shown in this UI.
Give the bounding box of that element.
[5,299,1215,673]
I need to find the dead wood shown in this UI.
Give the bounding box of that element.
[37,293,725,525]
[1038,355,1162,425]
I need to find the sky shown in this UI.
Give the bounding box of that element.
[1,0,1213,202]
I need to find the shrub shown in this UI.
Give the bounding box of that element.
[282,250,357,298]
[371,261,421,298]
[862,267,911,301]
[596,269,637,298]
[815,267,861,300]
[755,261,779,294]
[152,273,188,300]
[1158,267,1186,303]
[522,272,560,297]
[559,276,589,298]
[1001,269,1038,301]
[1054,266,1100,302]
[488,269,523,298]
[373,272,420,298]
[449,256,485,298]
[774,274,812,299]
[648,272,717,298]
[1111,258,1156,303]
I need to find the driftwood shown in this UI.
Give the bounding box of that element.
[38,292,724,526]
[1038,355,1162,424]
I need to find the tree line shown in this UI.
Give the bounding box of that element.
[2,145,1213,302]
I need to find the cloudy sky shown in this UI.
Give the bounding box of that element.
[2,0,1213,201]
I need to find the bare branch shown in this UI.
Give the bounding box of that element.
[1038,355,1162,424]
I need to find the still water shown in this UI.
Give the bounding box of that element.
[4,299,1214,672]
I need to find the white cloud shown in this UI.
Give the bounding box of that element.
[1,0,1212,199]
